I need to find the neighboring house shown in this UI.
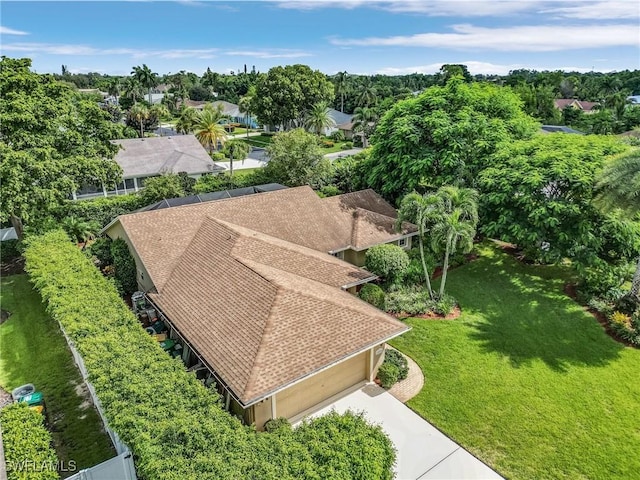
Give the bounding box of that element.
[152,84,170,94]
[627,95,640,105]
[323,109,353,137]
[180,100,258,128]
[0,227,17,242]
[554,99,599,114]
[74,135,224,199]
[540,125,585,135]
[104,186,416,428]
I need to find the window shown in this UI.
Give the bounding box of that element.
[398,238,407,247]
[125,178,135,190]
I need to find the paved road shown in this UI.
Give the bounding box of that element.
[324,148,364,161]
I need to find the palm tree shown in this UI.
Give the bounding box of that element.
[122,76,143,105]
[62,217,99,249]
[224,140,251,184]
[129,103,150,138]
[175,106,199,134]
[195,108,228,154]
[238,87,256,138]
[352,106,378,147]
[107,77,121,103]
[431,186,479,298]
[151,104,170,136]
[356,78,377,107]
[595,149,640,299]
[396,192,443,300]
[131,64,158,104]
[335,71,349,113]
[305,102,335,135]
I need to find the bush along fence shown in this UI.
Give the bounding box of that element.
[24,230,396,480]
[0,403,59,480]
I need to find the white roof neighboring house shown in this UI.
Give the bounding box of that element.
[0,227,17,242]
[111,135,224,179]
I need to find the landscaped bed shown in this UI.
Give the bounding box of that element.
[390,243,640,480]
[0,275,115,475]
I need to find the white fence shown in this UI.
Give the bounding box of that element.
[66,451,136,480]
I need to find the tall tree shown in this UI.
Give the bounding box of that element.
[128,104,150,138]
[175,106,199,134]
[121,76,143,106]
[366,78,538,200]
[0,58,122,237]
[356,77,377,107]
[352,106,378,148]
[595,149,640,300]
[304,101,335,135]
[223,140,251,183]
[430,186,478,298]
[334,71,349,113]
[131,64,158,104]
[396,192,442,299]
[195,106,228,154]
[238,86,256,137]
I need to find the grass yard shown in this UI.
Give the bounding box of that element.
[0,275,115,474]
[321,142,353,153]
[390,243,640,480]
[241,134,274,148]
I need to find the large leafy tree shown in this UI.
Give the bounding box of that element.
[175,106,199,134]
[365,77,539,200]
[223,140,251,181]
[0,57,122,237]
[254,65,334,129]
[595,149,640,299]
[479,134,636,264]
[264,128,330,187]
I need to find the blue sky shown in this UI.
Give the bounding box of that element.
[1,1,639,76]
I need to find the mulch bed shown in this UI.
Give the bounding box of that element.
[390,306,461,321]
[564,283,635,348]
[0,257,24,276]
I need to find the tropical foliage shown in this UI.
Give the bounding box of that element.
[364,244,410,285]
[0,403,59,480]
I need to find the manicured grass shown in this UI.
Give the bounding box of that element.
[321,142,353,153]
[390,243,640,480]
[240,134,273,147]
[0,275,115,474]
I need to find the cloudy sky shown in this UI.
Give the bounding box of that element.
[1,0,639,76]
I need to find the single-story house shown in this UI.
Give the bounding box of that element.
[554,99,599,114]
[323,109,353,137]
[104,186,416,428]
[74,135,224,199]
[180,100,258,128]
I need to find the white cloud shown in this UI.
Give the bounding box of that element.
[0,43,220,59]
[540,1,640,20]
[331,23,640,51]
[223,49,312,58]
[375,61,599,76]
[0,26,29,35]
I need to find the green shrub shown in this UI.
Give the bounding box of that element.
[140,174,185,205]
[385,286,433,315]
[608,309,640,346]
[358,283,386,310]
[24,230,396,480]
[403,259,425,285]
[87,237,113,269]
[210,152,226,161]
[343,141,354,148]
[433,294,458,316]
[53,195,145,229]
[264,417,292,434]
[316,185,341,198]
[321,140,335,148]
[0,403,59,480]
[365,244,410,284]
[377,362,399,389]
[110,238,137,295]
[329,131,345,142]
[383,349,409,381]
[0,239,21,262]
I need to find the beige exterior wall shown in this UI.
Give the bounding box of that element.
[274,351,368,421]
[105,222,154,292]
[367,343,386,381]
[343,249,367,267]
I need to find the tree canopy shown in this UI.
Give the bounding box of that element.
[254,65,334,129]
[365,78,539,201]
[0,57,122,236]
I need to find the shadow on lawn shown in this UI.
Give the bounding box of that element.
[451,251,624,373]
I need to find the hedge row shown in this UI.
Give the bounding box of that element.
[52,195,146,228]
[24,230,395,480]
[0,403,59,480]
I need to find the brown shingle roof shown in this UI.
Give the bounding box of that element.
[147,217,407,405]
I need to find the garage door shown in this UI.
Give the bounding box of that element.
[276,351,367,420]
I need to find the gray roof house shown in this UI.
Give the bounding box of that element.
[74,135,223,200]
[323,109,353,136]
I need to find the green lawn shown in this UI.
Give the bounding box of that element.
[321,142,353,153]
[240,134,274,148]
[0,275,115,474]
[390,244,640,480]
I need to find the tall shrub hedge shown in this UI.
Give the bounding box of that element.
[24,230,395,480]
[0,403,59,480]
[52,195,146,228]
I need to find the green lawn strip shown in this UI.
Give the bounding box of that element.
[390,244,640,480]
[320,142,352,153]
[240,135,273,147]
[0,275,115,473]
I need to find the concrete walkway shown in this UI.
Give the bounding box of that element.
[306,385,503,480]
[324,148,364,161]
[213,157,267,171]
[387,346,424,403]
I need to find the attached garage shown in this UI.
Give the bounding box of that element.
[275,351,368,420]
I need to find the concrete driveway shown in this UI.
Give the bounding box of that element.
[305,384,503,480]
